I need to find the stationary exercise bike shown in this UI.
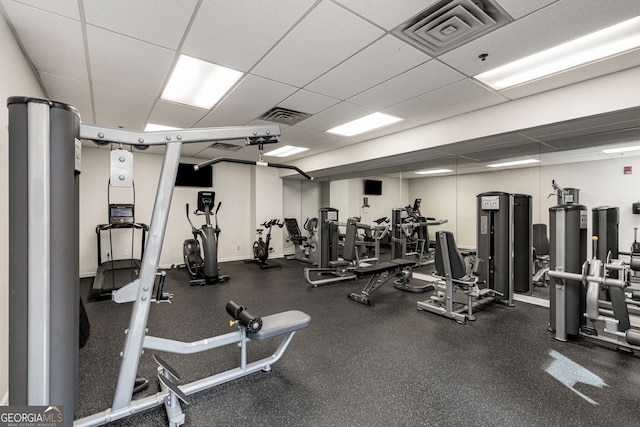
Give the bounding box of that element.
[183,191,230,285]
[246,219,284,269]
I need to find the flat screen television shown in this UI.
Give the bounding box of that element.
[175,163,213,188]
[363,179,382,196]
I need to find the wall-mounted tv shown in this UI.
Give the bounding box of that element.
[175,163,213,188]
[363,179,382,196]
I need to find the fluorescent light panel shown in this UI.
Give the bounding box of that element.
[487,159,540,168]
[327,112,402,137]
[162,54,243,109]
[264,145,309,157]
[415,168,453,175]
[144,123,181,131]
[602,145,640,154]
[475,16,640,90]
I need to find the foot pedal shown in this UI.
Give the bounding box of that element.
[157,374,189,405]
[348,293,373,306]
[153,354,182,381]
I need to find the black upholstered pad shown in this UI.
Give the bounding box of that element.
[353,258,416,277]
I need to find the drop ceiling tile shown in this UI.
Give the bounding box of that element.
[92,84,155,130]
[440,0,640,76]
[495,0,556,19]
[252,1,384,87]
[87,26,175,97]
[306,35,430,99]
[411,92,508,125]
[1,0,80,19]
[279,90,340,115]
[196,110,253,128]
[383,79,491,120]
[2,1,87,80]
[180,142,230,158]
[295,101,374,132]
[349,60,466,110]
[349,120,420,144]
[183,0,317,71]
[333,0,439,30]
[39,72,93,123]
[147,100,209,129]
[214,74,298,117]
[83,0,198,50]
[280,125,322,144]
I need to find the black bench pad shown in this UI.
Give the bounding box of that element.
[354,258,416,276]
[248,310,311,340]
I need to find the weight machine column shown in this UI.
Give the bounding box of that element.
[318,207,339,268]
[592,206,619,261]
[8,97,80,425]
[477,192,514,303]
[391,208,404,260]
[549,204,587,340]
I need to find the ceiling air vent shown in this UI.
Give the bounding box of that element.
[208,142,242,151]
[259,107,311,125]
[392,0,512,57]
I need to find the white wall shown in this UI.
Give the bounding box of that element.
[0,14,45,404]
[409,156,640,253]
[78,146,301,276]
[329,176,409,223]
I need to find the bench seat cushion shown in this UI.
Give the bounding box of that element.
[248,310,311,340]
[354,258,415,276]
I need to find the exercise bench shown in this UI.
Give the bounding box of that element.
[76,301,311,427]
[348,259,417,306]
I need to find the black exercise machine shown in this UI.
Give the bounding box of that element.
[183,191,229,285]
[284,217,319,265]
[245,219,284,269]
[348,259,417,306]
[91,203,148,298]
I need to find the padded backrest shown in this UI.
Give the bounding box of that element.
[284,218,302,238]
[434,231,466,279]
[342,217,359,262]
[533,223,549,255]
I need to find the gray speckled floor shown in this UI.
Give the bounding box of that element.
[77,259,640,426]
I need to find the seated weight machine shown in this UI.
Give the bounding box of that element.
[549,236,640,352]
[391,200,448,269]
[417,231,505,324]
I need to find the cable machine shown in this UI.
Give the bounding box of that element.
[8,96,312,427]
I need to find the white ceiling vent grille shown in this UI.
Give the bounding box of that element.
[208,142,242,151]
[259,107,311,125]
[392,0,512,57]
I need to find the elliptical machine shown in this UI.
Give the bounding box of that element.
[246,219,284,269]
[183,191,230,285]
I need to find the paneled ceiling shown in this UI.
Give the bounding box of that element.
[2,0,640,178]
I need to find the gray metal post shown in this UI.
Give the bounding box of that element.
[111,142,182,410]
[8,97,80,426]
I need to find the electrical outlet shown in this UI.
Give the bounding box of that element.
[123,248,131,256]
[236,245,240,251]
